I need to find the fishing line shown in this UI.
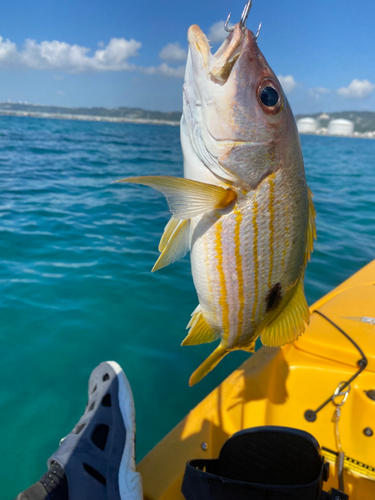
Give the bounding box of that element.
[332,381,351,493]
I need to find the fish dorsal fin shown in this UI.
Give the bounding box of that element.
[189,345,228,386]
[260,279,310,347]
[305,187,316,267]
[152,218,190,272]
[182,305,220,346]
[116,176,237,219]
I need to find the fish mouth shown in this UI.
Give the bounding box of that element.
[188,23,253,83]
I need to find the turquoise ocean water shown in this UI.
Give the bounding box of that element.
[1,116,374,496]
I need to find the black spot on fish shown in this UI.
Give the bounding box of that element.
[265,283,282,312]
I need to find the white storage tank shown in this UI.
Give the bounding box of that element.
[327,119,354,136]
[297,117,318,134]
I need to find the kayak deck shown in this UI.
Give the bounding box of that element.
[138,260,375,499]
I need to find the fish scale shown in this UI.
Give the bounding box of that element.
[189,166,307,353]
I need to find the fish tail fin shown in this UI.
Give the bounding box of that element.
[189,345,228,386]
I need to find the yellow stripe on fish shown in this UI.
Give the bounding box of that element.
[251,197,259,326]
[215,221,230,342]
[234,209,245,343]
[268,175,276,290]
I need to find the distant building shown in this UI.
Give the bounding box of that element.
[327,118,354,136]
[297,117,318,134]
[319,113,330,120]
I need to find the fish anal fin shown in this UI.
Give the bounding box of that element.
[152,218,190,272]
[260,279,310,347]
[182,308,220,346]
[116,176,237,219]
[305,187,316,266]
[189,345,228,386]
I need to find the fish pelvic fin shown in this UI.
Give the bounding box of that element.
[305,187,316,267]
[152,218,190,272]
[260,279,310,347]
[116,176,237,219]
[189,344,228,386]
[182,305,220,346]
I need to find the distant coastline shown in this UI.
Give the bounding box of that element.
[1,103,375,134]
[0,109,180,126]
[0,102,182,126]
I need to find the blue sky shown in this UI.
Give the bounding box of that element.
[0,0,374,114]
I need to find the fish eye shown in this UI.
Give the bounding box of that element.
[261,87,279,107]
[258,79,283,115]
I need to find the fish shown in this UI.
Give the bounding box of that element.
[117,0,316,386]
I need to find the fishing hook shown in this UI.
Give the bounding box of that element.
[255,21,262,40]
[224,12,233,32]
[224,0,253,32]
[240,0,252,28]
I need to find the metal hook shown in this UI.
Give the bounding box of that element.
[224,0,253,33]
[333,382,351,407]
[255,21,262,40]
[224,12,233,32]
[240,0,253,28]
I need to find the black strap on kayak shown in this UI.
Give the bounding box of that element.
[304,310,367,423]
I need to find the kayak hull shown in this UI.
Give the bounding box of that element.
[138,260,375,499]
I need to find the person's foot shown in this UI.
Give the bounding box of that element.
[16,361,143,500]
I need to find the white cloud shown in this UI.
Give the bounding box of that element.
[0,36,141,72]
[93,38,141,70]
[338,79,375,98]
[143,63,185,78]
[207,21,228,44]
[159,42,187,61]
[315,87,330,94]
[277,75,296,94]
[306,87,332,103]
[0,34,189,78]
[157,63,185,78]
[0,37,19,66]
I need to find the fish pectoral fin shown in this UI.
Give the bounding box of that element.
[159,217,180,252]
[304,187,317,267]
[182,306,220,345]
[152,218,190,272]
[260,279,310,347]
[116,176,237,219]
[189,344,228,386]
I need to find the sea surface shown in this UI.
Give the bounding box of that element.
[1,116,374,496]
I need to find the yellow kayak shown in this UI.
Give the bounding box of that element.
[138,260,375,499]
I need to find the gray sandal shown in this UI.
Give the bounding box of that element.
[48,361,143,500]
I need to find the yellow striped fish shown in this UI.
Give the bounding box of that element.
[118,1,316,385]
